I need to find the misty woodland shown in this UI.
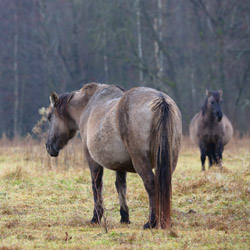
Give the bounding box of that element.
[0,0,249,138]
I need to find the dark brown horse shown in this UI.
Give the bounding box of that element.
[46,83,182,229]
[189,90,233,171]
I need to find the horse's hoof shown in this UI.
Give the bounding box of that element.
[90,218,99,224]
[120,218,131,224]
[143,221,157,230]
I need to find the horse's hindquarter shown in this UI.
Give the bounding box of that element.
[221,115,233,145]
[86,98,133,172]
[117,87,182,171]
[189,113,201,146]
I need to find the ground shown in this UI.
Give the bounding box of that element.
[0,136,249,249]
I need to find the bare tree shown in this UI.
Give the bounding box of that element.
[0,0,249,137]
[13,5,19,137]
[136,0,144,84]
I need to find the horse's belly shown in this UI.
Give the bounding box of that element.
[87,133,132,171]
[86,101,134,171]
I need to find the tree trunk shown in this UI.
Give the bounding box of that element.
[157,0,163,80]
[154,0,163,81]
[71,1,81,84]
[136,0,143,84]
[39,0,54,91]
[103,30,109,83]
[13,11,19,138]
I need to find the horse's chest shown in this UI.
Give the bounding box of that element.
[202,130,222,143]
[200,124,222,141]
[203,134,217,142]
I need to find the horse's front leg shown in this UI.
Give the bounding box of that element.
[207,151,213,168]
[115,171,130,224]
[199,142,206,171]
[215,141,223,166]
[89,164,104,224]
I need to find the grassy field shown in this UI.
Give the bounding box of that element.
[0,136,249,249]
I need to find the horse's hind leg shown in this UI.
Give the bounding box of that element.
[115,171,130,224]
[130,155,157,229]
[89,163,104,224]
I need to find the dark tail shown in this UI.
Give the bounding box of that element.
[150,96,173,229]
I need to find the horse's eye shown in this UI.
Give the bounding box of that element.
[48,113,52,121]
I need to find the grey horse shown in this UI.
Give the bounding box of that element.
[190,90,233,171]
[46,83,182,229]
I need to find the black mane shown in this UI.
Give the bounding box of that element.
[115,85,125,92]
[56,92,75,117]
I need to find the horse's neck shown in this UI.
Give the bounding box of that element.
[203,110,216,125]
[67,100,85,129]
[68,88,123,129]
[68,95,107,129]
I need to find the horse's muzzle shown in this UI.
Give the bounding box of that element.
[217,111,223,122]
[46,142,59,157]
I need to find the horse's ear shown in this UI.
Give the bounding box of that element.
[50,92,59,107]
[206,89,211,96]
[218,89,223,96]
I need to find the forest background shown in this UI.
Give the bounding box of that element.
[0,0,249,138]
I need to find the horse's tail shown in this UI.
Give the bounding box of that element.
[150,95,173,229]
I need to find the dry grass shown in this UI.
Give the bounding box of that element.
[0,136,249,249]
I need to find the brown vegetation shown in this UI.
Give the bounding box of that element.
[0,136,249,249]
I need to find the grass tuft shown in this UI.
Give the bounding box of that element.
[1,166,27,180]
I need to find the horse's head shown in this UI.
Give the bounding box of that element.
[202,90,223,122]
[46,91,77,157]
